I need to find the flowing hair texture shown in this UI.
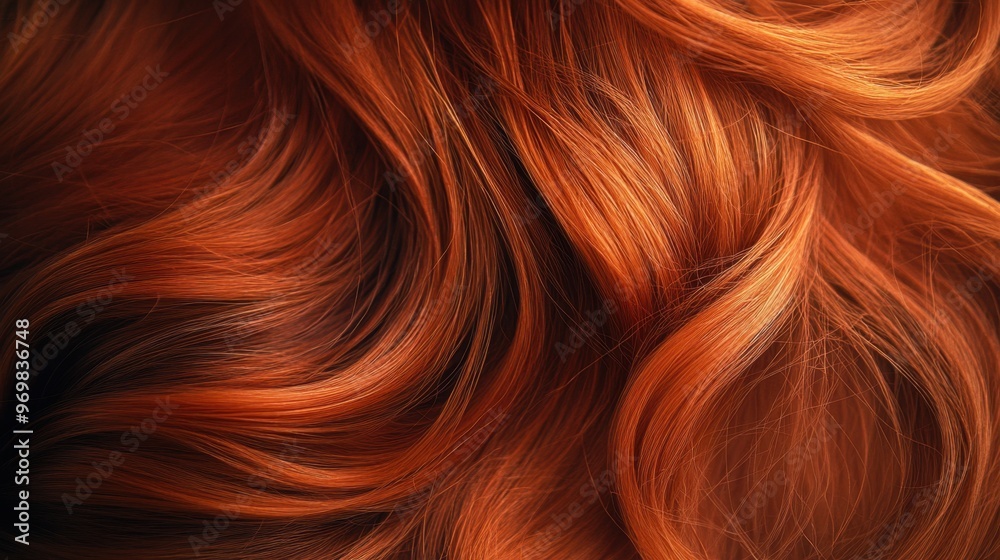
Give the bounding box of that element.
[2,0,1000,558]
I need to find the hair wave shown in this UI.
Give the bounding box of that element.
[2,0,1000,558]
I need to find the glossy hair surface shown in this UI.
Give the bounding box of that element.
[1,0,1000,558]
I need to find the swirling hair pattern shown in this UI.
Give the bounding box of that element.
[1,0,999,558]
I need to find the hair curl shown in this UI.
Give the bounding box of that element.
[2,0,1000,558]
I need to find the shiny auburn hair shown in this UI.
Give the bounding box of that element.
[2,0,1000,558]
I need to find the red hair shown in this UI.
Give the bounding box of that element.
[2,0,1000,558]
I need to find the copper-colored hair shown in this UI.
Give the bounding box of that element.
[2,0,1000,558]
